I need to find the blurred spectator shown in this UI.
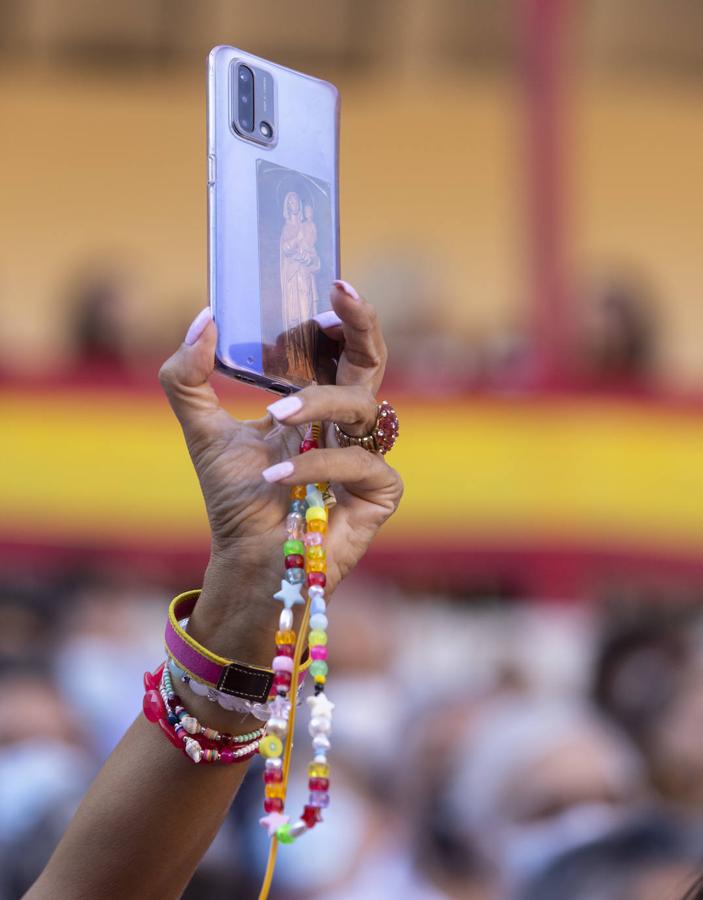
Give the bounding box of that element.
[445,696,647,894]
[593,603,703,812]
[518,814,703,900]
[66,264,144,372]
[571,274,658,391]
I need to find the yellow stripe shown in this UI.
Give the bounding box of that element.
[3,392,703,551]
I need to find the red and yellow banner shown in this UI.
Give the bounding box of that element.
[4,379,703,589]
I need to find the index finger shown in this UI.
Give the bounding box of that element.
[328,280,388,396]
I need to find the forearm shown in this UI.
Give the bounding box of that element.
[27,556,281,900]
[26,715,249,900]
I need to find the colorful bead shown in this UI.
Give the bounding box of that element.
[308,762,330,778]
[305,558,327,573]
[304,532,323,547]
[306,487,325,508]
[285,567,306,584]
[309,777,330,791]
[309,613,328,631]
[276,822,296,844]
[142,689,163,723]
[285,554,304,569]
[285,513,304,535]
[279,609,294,631]
[307,572,327,588]
[291,499,306,515]
[312,734,331,752]
[265,783,285,799]
[310,645,328,660]
[264,768,283,784]
[220,748,234,764]
[259,735,284,759]
[306,545,326,560]
[275,630,296,645]
[273,655,294,673]
[308,629,328,646]
[302,805,322,828]
[309,791,330,808]
[309,716,332,736]
[309,660,329,678]
[290,486,306,500]
[283,539,305,556]
[305,506,327,523]
[267,717,288,738]
[307,518,327,534]
[264,797,284,814]
[289,820,308,839]
[276,644,294,657]
[273,672,292,690]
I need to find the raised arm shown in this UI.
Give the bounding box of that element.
[25,281,402,900]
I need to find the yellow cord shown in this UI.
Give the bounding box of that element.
[257,594,312,900]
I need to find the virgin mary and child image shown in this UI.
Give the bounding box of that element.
[279,190,321,382]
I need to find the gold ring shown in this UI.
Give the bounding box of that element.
[333,400,399,455]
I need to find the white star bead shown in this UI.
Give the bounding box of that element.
[306,693,335,719]
[259,812,289,836]
[268,695,291,719]
[273,579,304,609]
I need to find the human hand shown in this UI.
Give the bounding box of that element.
[159,281,402,666]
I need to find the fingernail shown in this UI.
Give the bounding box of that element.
[185,307,212,345]
[262,460,295,483]
[267,395,303,422]
[313,310,344,329]
[333,279,360,301]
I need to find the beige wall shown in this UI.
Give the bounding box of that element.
[0,65,701,386]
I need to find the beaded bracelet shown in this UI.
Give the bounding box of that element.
[142,663,262,764]
[258,428,334,847]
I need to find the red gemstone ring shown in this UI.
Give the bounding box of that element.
[333,400,399,455]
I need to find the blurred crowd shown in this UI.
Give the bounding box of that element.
[3,572,703,900]
[0,259,661,397]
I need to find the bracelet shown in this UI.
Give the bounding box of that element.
[142,663,262,764]
[165,591,275,703]
[168,658,304,721]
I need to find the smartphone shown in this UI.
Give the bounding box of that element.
[207,45,341,395]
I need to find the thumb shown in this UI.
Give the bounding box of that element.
[159,307,223,436]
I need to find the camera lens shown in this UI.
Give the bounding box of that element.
[259,121,272,139]
[237,65,254,132]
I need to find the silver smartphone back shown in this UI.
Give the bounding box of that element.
[207,45,340,394]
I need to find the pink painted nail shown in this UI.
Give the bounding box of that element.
[333,279,360,301]
[267,395,303,422]
[314,310,344,329]
[185,307,212,345]
[262,460,295,483]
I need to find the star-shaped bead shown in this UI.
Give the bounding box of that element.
[273,579,304,609]
[306,693,335,719]
[268,695,291,719]
[259,812,289,836]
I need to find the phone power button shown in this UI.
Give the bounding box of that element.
[207,154,216,186]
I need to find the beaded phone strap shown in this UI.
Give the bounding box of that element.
[257,425,334,900]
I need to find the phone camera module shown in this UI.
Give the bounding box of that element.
[259,121,273,139]
[237,64,255,133]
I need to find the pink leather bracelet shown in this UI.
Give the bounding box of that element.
[165,590,275,703]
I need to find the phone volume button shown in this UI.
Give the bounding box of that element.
[207,154,216,185]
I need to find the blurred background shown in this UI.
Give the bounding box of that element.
[2,1,703,897]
